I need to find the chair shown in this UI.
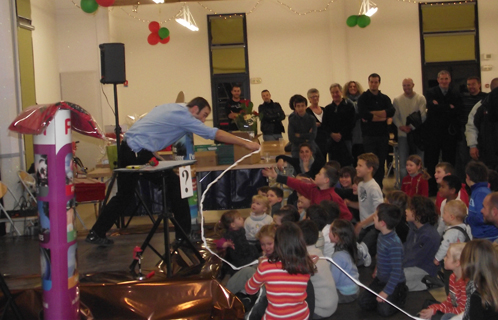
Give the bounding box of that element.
[17,171,37,209]
[0,182,23,236]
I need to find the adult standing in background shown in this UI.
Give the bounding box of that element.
[392,78,427,179]
[455,76,487,180]
[358,74,396,189]
[323,83,356,167]
[424,70,462,196]
[225,84,244,132]
[306,88,328,158]
[344,81,364,166]
[288,95,318,158]
[258,89,286,141]
[466,78,498,167]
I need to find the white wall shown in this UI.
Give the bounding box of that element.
[31,0,61,103]
[0,0,24,206]
[477,0,498,89]
[30,0,498,169]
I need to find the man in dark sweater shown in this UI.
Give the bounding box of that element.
[258,89,286,141]
[455,76,487,180]
[424,70,462,196]
[358,73,395,189]
[225,84,244,132]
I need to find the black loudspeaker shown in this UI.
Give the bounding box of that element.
[99,43,126,84]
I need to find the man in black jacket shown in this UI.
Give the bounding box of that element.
[423,70,462,196]
[258,89,285,141]
[358,73,396,189]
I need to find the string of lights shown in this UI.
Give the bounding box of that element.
[274,0,335,15]
[397,0,475,5]
[197,0,263,15]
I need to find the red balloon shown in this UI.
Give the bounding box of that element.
[149,21,160,33]
[159,36,170,44]
[147,33,160,45]
[96,0,114,6]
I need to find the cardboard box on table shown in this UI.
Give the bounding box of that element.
[194,151,217,167]
[231,131,261,165]
[261,140,287,157]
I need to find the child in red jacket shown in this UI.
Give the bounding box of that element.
[401,155,429,197]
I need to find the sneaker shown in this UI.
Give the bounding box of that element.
[85,230,114,246]
[359,242,372,267]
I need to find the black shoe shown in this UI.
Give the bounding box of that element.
[85,230,114,246]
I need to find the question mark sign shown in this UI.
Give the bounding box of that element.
[182,169,189,193]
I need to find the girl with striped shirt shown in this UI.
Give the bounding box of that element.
[245,221,316,320]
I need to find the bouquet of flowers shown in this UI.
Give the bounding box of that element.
[234,100,262,138]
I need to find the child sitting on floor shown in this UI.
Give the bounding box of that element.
[244,195,273,245]
[401,154,430,197]
[329,219,360,303]
[358,203,408,317]
[215,210,260,274]
[419,243,468,320]
[263,165,353,221]
[437,175,465,235]
[272,205,300,226]
[460,240,498,320]
[245,221,316,320]
[434,162,469,215]
[403,196,441,292]
[299,219,338,318]
[267,186,284,216]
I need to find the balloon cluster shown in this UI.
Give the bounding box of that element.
[346,15,371,28]
[148,21,171,45]
[80,0,114,14]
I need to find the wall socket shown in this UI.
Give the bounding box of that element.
[481,65,493,71]
[250,77,262,84]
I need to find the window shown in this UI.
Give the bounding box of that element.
[208,14,250,130]
[419,1,480,92]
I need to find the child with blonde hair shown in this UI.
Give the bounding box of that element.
[245,195,273,244]
[434,200,471,265]
[420,243,468,320]
[401,154,430,197]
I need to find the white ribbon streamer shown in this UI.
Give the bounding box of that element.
[198,146,423,320]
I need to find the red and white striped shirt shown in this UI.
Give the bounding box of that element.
[245,258,310,320]
[428,273,468,315]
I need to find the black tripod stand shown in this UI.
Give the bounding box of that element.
[119,161,204,277]
[0,272,23,320]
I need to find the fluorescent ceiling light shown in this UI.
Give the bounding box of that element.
[175,3,199,32]
[152,0,164,3]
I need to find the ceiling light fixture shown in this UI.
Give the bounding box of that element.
[176,3,199,31]
[152,0,164,3]
[359,0,378,17]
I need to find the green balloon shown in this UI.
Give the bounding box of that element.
[346,15,358,27]
[357,15,371,28]
[158,27,170,40]
[81,0,98,14]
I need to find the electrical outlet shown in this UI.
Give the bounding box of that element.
[250,78,262,84]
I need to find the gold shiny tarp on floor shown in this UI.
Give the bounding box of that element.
[0,240,244,319]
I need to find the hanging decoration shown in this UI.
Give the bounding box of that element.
[96,0,114,7]
[346,0,376,28]
[79,0,114,14]
[147,21,170,46]
[80,0,99,14]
